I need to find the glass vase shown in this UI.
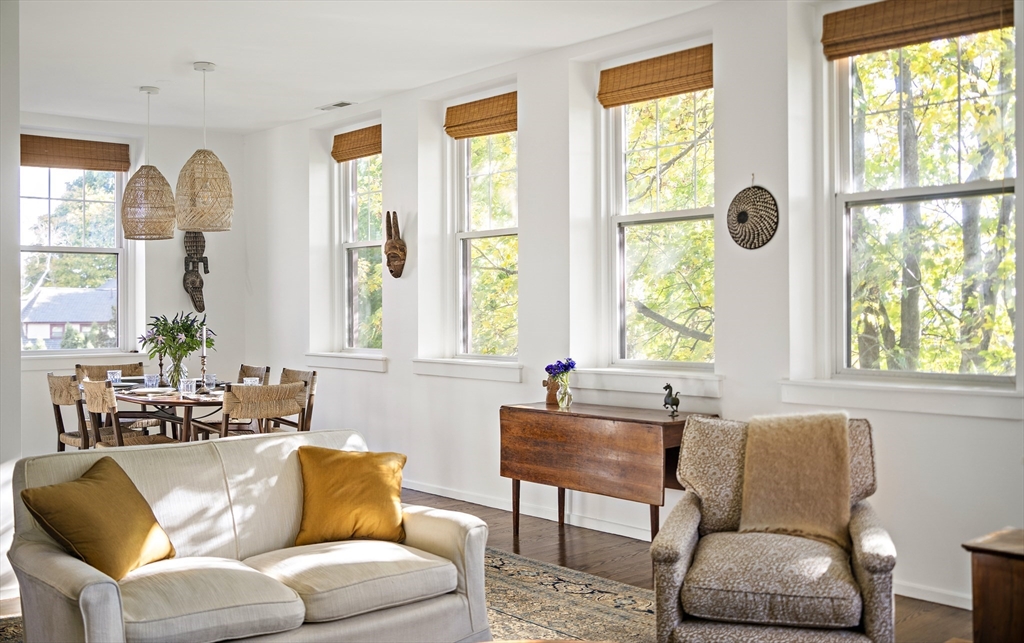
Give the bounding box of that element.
[168,360,188,390]
[556,377,573,410]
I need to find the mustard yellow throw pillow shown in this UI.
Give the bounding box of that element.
[20,457,175,580]
[295,447,407,546]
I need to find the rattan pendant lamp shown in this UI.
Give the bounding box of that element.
[122,87,176,240]
[176,62,233,232]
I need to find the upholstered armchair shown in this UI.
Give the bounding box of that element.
[651,416,896,643]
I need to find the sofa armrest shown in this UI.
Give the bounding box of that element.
[649,491,702,643]
[402,504,489,636]
[8,538,125,643]
[849,501,896,643]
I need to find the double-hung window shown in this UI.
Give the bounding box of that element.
[446,92,519,357]
[826,2,1017,380]
[19,135,130,352]
[600,45,715,365]
[332,125,384,350]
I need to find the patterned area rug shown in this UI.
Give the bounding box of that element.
[0,547,656,642]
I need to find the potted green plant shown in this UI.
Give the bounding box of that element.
[139,313,215,388]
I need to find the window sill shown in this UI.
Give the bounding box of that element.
[411,358,522,383]
[21,351,140,372]
[574,367,723,398]
[306,352,388,373]
[780,378,1023,421]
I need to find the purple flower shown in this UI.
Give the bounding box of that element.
[176,333,187,342]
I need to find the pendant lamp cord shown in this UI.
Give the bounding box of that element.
[202,70,207,149]
[145,91,151,166]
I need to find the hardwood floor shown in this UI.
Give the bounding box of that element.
[403,488,974,643]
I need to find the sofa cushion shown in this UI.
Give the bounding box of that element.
[681,532,862,629]
[119,557,305,643]
[245,540,458,622]
[295,447,407,546]
[19,457,175,580]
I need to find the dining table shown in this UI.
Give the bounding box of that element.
[115,389,224,442]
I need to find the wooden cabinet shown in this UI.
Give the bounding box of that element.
[962,528,1024,643]
[499,402,693,540]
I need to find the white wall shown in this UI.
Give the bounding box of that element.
[15,113,250,460]
[0,0,22,606]
[241,0,1024,610]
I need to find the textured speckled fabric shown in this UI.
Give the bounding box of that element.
[849,502,896,643]
[676,416,877,537]
[681,532,861,629]
[672,620,871,643]
[651,491,702,643]
[676,416,748,535]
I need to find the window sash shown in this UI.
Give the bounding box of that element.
[833,55,1017,384]
[452,136,518,358]
[336,157,383,352]
[606,105,716,366]
[19,169,128,353]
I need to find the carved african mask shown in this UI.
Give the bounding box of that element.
[183,231,209,312]
[384,211,407,278]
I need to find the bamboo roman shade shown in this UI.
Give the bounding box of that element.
[822,0,1014,61]
[444,92,517,140]
[597,44,713,109]
[331,125,382,164]
[21,134,130,172]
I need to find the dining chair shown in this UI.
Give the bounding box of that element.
[270,368,317,432]
[47,373,98,451]
[215,382,306,439]
[75,362,166,435]
[81,380,178,448]
[237,364,271,385]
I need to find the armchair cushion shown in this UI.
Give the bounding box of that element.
[244,540,457,622]
[681,532,862,629]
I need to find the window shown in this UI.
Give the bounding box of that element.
[837,27,1016,379]
[445,91,519,358]
[454,132,518,357]
[602,45,715,365]
[338,153,383,350]
[20,165,125,351]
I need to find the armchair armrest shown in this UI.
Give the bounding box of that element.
[8,538,125,643]
[402,504,490,637]
[850,501,896,573]
[650,491,702,643]
[849,501,896,643]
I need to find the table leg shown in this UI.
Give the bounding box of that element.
[182,406,193,443]
[512,479,521,537]
[557,487,566,529]
[650,505,661,540]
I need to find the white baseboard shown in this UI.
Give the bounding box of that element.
[402,479,652,542]
[894,580,971,610]
[0,596,20,618]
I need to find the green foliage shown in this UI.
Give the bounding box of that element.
[139,313,215,363]
[621,91,715,362]
[468,235,518,356]
[60,324,86,350]
[469,132,517,230]
[355,154,383,241]
[849,28,1017,376]
[351,246,383,349]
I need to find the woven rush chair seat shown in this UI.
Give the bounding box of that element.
[81,380,179,449]
[269,368,317,432]
[75,362,167,436]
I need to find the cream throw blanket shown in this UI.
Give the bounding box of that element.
[739,412,852,551]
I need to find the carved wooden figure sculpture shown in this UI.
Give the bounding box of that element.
[384,211,407,278]
[183,231,209,312]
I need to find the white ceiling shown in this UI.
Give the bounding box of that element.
[20,1,709,132]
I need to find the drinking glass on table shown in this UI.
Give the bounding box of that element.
[242,377,260,386]
[180,379,198,396]
[106,370,122,384]
[205,373,217,388]
[143,374,160,388]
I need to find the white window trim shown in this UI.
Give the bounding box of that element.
[333,154,383,354]
[448,134,519,361]
[604,104,715,371]
[19,169,138,356]
[830,56,1018,388]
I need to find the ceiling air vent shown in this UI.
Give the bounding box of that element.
[316,101,353,111]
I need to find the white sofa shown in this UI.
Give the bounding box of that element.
[8,430,492,643]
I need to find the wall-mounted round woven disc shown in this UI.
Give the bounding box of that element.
[727,186,778,250]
